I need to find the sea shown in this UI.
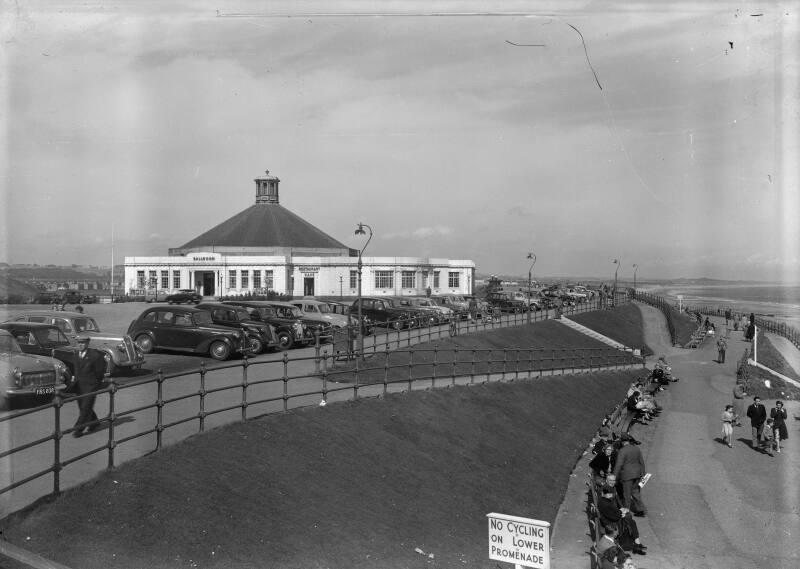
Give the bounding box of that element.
[639,283,800,329]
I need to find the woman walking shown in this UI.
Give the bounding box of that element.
[770,401,788,453]
[721,405,735,448]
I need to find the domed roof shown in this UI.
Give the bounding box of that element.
[170,170,348,255]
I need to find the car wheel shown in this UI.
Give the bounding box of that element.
[248,336,265,354]
[209,341,231,361]
[135,334,154,354]
[276,330,294,351]
[391,319,403,330]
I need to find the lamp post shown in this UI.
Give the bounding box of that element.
[354,222,373,360]
[632,263,638,291]
[526,252,536,324]
[613,258,620,305]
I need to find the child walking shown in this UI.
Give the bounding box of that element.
[721,404,735,448]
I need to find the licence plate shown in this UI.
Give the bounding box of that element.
[35,387,55,395]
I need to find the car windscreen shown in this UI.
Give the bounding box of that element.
[274,306,302,318]
[193,311,214,326]
[34,327,71,348]
[0,334,22,353]
[316,304,331,313]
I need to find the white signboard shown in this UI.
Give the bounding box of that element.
[487,513,550,569]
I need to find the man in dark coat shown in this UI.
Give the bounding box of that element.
[612,433,647,516]
[746,395,768,449]
[72,335,107,437]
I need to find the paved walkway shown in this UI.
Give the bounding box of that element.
[552,304,800,569]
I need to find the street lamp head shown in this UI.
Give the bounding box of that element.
[355,223,367,236]
[527,252,534,260]
[613,258,619,264]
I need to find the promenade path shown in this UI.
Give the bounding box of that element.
[552,304,800,569]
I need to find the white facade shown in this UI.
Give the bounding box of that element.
[124,252,475,298]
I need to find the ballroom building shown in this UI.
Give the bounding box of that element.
[124,171,475,298]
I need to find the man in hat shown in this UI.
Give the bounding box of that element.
[612,433,647,517]
[71,335,107,437]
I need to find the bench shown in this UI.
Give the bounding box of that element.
[685,325,708,348]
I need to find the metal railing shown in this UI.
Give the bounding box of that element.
[681,303,800,351]
[0,295,631,516]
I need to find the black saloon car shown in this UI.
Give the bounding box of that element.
[222,301,312,350]
[350,297,419,330]
[126,306,246,361]
[165,289,202,304]
[194,302,277,354]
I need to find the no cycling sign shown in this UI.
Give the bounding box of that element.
[487,513,551,569]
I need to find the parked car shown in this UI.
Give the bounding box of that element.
[126,306,247,361]
[323,301,374,335]
[165,289,202,305]
[195,302,278,354]
[256,301,334,342]
[485,293,528,313]
[289,299,350,329]
[350,297,419,330]
[0,322,105,377]
[8,311,145,376]
[432,295,470,319]
[394,296,453,323]
[392,297,443,326]
[0,329,71,410]
[222,300,312,350]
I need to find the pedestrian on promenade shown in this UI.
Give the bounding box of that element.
[612,433,647,517]
[721,405,735,448]
[725,308,731,325]
[732,382,746,425]
[745,396,767,450]
[769,400,788,453]
[71,335,107,438]
[716,336,727,363]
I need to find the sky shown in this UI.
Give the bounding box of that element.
[1,0,798,282]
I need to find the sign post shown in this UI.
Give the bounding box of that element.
[677,294,683,312]
[487,513,550,569]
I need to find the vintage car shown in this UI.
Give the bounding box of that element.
[324,301,374,335]
[9,311,144,376]
[0,330,71,410]
[289,299,350,329]
[0,322,107,376]
[350,297,419,330]
[222,300,312,350]
[432,295,470,319]
[165,289,202,304]
[256,301,334,341]
[392,297,452,323]
[126,306,247,361]
[391,297,443,326]
[485,293,529,313]
[194,302,278,354]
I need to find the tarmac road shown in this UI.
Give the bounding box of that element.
[553,305,800,569]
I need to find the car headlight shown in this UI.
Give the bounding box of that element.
[13,367,22,386]
[116,342,126,352]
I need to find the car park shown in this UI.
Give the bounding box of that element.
[165,289,202,304]
[289,299,350,329]
[0,329,71,410]
[8,311,145,376]
[350,297,419,330]
[0,322,102,377]
[195,302,278,354]
[126,306,247,361]
[222,300,312,350]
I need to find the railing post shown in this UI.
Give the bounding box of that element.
[408,349,414,388]
[241,355,249,422]
[432,347,438,389]
[53,394,63,496]
[503,348,508,380]
[471,348,476,384]
[314,328,321,373]
[452,346,458,386]
[282,352,289,411]
[107,377,117,470]
[156,369,165,449]
[321,349,329,403]
[515,348,520,380]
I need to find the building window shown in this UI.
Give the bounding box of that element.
[433,271,440,288]
[401,271,415,288]
[422,272,428,289]
[375,270,393,289]
[148,270,157,288]
[241,270,249,289]
[265,270,274,290]
[448,271,460,288]
[172,270,181,289]
[228,270,237,289]
[253,270,261,289]
[350,270,358,289]
[137,271,145,288]
[160,270,168,290]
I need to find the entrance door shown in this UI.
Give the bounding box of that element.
[203,273,215,297]
[303,277,315,297]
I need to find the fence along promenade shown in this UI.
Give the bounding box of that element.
[0,294,637,517]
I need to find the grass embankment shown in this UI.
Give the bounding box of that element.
[672,309,698,346]
[569,303,653,356]
[327,317,644,384]
[1,370,642,569]
[742,334,800,400]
